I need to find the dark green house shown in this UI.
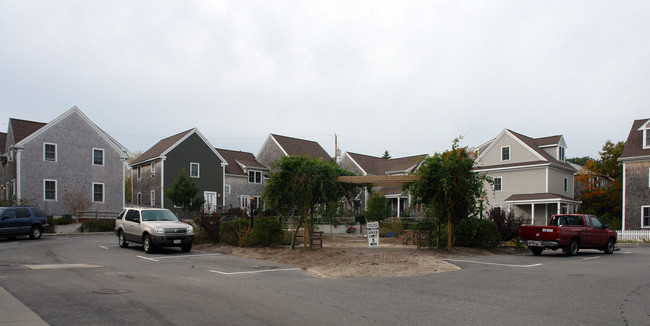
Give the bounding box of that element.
[130,128,227,218]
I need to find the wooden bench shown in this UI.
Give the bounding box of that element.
[295,228,323,249]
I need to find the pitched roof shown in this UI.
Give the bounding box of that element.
[619,119,650,160]
[0,132,6,154]
[132,129,194,165]
[131,128,227,166]
[345,152,427,175]
[477,129,574,171]
[216,148,268,176]
[270,134,332,161]
[9,118,46,144]
[505,192,580,203]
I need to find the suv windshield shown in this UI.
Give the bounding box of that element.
[141,210,179,222]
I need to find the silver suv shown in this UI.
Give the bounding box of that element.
[114,208,194,253]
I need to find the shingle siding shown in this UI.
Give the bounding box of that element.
[18,111,125,215]
[624,161,650,229]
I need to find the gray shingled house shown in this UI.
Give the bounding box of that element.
[257,134,332,169]
[338,152,427,217]
[0,107,128,216]
[215,148,269,213]
[473,129,579,225]
[130,128,227,218]
[618,119,650,230]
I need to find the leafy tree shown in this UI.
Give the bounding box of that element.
[381,150,391,159]
[263,156,361,249]
[364,194,392,222]
[165,172,205,219]
[404,137,487,249]
[567,156,592,166]
[599,140,625,179]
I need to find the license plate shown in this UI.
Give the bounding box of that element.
[173,239,181,244]
[527,240,542,247]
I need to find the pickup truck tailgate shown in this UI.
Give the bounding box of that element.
[519,225,558,241]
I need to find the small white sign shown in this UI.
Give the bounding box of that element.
[368,229,380,247]
[367,222,379,229]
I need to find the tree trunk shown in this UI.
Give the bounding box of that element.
[447,212,452,249]
[291,217,304,250]
[303,207,309,250]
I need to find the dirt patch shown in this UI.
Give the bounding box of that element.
[195,234,525,278]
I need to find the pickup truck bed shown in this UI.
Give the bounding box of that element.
[519,214,617,256]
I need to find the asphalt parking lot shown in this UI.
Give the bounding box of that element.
[1,234,648,325]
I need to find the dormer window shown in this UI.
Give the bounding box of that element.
[558,147,565,162]
[644,129,650,149]
[249,170,262,184]
[501,146,510,161]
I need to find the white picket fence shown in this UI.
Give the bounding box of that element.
[616,229,650,242]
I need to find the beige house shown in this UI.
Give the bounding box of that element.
[474,129,580,225]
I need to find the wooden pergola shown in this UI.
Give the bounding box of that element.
[336,175,420,187]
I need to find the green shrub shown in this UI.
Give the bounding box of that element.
[381,218,405,236]
[195,213,221,243]
[56,215,73,225]
[250,217,284,247]
[80,219,114,232]
[454,218,500,247]
[220,218,253,247]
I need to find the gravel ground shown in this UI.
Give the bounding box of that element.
[195,234,524,278]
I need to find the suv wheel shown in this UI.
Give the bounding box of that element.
[29,226,42,240]
[181,243,192,253]
[118,231,128,248]
[143,234,155,254]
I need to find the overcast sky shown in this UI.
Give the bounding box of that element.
[1,1,648,160]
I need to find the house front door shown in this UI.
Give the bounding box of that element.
[204,191,217,213]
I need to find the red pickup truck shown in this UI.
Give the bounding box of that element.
[518,214,617,256]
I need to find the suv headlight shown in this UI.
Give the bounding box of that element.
[154,227,165,235]
[186,225,194,235]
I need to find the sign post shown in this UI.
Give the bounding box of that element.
[367,222,379,265]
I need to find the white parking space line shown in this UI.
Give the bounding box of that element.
[582,256,601,260]
[0,242,18,247]
[99,246,109,250]
[137,253,222,262]
[444,259,542,268]
[209,268,302,275]
[24,264,102,270]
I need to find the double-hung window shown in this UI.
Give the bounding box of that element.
[493,177,502,191]
[248,171,262,184]
[93,183,104,203]
[44,179,57,201]
[190,162,200,178]
[151,190,156,207]
[44,143,57,162]
[642,206,650,228]
[564,177,568,192]
[501,146,510,161]
[93,148,104,166]
[558,147,565,162]
[151,162,155,177]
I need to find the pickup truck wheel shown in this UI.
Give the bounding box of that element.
[118,231,129,248]
[29,226,42,240]
[531,247,543,256]
[143,234,155,254]
[604,239,615,254]
[566,239,579,256]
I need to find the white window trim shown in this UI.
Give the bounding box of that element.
[137,166,141,180]
[190,162,200,178]
[92,183,105,203]
[558,147,566,162]
[137,192,142,206]
[642,205,650,228]
[92,148,105,166]
[240,195,249,208]
[493,176,503,192]
[151,190,156,207]
[643,129,650,149]
[248,171,262,184]
[225,185,231,194]
[43,143,57,162]
[501,146,510,161]
[564,177,568,192]
[43,179,57,201]
[151,162,156,177]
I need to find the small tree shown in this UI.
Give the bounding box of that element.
[165,172,205,219]
[364,194,392,222]
[381,150,391,159]
[63,190,92,220]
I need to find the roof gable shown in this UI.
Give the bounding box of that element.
[216,148,268,176]
[8,118,46,145]
[269,134,332,161]
[0,132,6,154]
[13,107,127,156]
[132,128,227,166]
[619,118,650,160]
